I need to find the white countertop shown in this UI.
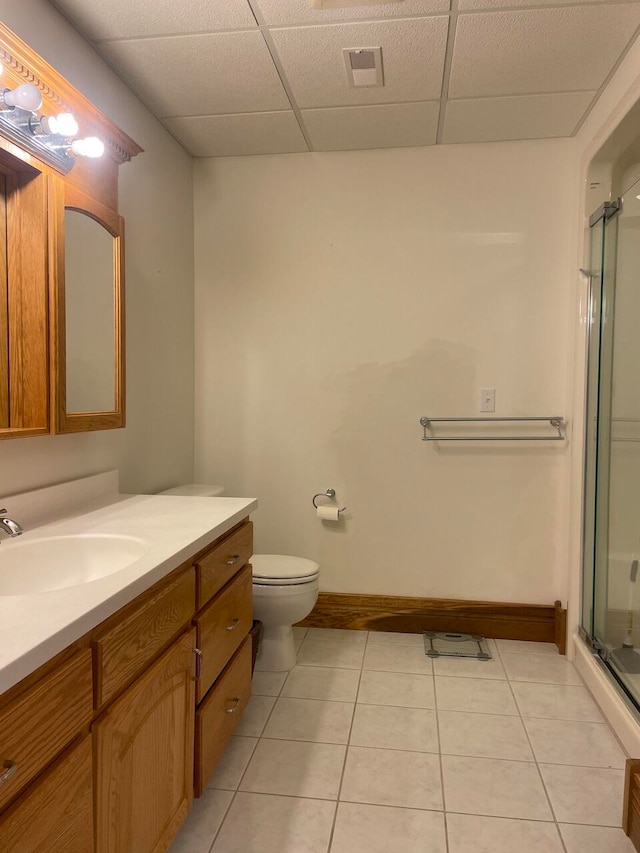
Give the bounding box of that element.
[0,473,257,695]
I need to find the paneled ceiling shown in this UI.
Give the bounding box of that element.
[50,0,640,156]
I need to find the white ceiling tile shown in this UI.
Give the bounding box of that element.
[460,0,610,8]
[442,91,596,143]
[99,32,290,117]
[302,101,439,149]
[163,112,308,156]
[253,0,449,26]
[52,0,257,40]
[270,18,449,108]
[449,5,640,98]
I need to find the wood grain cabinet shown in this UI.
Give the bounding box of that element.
[0,517,254,853]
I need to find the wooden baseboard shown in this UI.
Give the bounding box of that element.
[624,759,640,851]
[298,593,567,654]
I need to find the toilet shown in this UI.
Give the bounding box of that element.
[159,483,319,672]
[251,555,320,672]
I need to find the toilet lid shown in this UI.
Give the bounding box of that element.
[251,554,319,585]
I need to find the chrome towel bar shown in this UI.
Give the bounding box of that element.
[419,416,566,442]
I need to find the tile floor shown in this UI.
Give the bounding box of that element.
[169,628,636,853]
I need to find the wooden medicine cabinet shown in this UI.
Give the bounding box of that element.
[0,23,141,439]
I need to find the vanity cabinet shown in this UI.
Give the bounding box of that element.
[0,517,254,853]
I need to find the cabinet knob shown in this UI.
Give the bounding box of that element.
[225,555,240,566]
[0,759,18,785]
[193,647,203,679]
[225,698,241,714]
[226,619,240,632]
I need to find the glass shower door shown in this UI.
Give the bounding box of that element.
[584,179,640,706]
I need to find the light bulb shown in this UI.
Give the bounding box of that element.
[52,113,78,137]
[71,136,104,158]
[3,83,42,111]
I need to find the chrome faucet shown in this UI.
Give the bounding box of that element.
[0,509,23,540]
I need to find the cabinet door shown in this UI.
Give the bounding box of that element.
[94,629,196,853]
[0,735,93,853]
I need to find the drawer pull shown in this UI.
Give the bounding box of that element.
[226,618,240,632]
[0,760,18,785]
[225,555,240,566]
[225,698,241,714]
[193,647,203,679]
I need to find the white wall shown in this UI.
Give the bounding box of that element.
[194,140,575,603]
[0,2,195,497]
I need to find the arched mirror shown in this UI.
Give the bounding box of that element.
[53,183,125,432]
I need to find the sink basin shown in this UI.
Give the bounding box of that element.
[0,534,148,595]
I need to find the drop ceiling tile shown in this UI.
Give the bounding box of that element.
[449,5,640,99]
[442,91,596,143]
[302,101,439,149]
[163,111,309,156]
[460,0,609,9]
[99,32,290,117]
[52,0,257,40]
[270,18,449,108]
[254,0,449,26]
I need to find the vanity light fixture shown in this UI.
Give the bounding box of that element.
[0,72,105,173]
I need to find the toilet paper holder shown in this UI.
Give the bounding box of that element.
[312,488,347,514]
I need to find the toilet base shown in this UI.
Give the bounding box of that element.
[255,624,297,672]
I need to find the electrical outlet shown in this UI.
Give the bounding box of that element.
[480,388,495,413]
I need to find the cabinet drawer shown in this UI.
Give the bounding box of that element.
[195,637,251,796]
[0,649,92,812]
[0,735,93,853]
[196,564,252,702]
[197,521,253,609]
[93,567,195,708]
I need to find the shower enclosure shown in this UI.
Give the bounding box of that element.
[582,175,640,707]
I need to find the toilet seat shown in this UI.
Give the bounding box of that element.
[251,554,319,586]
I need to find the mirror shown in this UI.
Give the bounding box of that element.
[64,209,116,413]
[53,183,125,433]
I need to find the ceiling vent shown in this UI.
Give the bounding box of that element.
[343,47,384,88]
[311,0,403,8]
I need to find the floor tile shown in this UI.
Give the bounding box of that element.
[305,627,367,644]
[501,653,582,685]
[206,736,258,790]
[511,681,604,721]
[297,639,366,669]
[233,695,276,737]
[331,802,446,853]
[432,654,506,680]
[439,710,533,761]
[441,755,552,820]
[211,792,335,853]
[524,717,626,768]
[446,813,564,853]
[340,745,443,810]
[495,639,559,656]
[559,823,637,852]
[293,627,308,640]
[240,738,346,799]
[263,696,354,744]
[435,675,518,715]
[363,643,433,675]
[540,763,625,826]
[169,789,233,853]
[350,703,439,752]
[366,631,425,647]
[357,669,435,709]
[251,670,288,696]
[282,665,360,702]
